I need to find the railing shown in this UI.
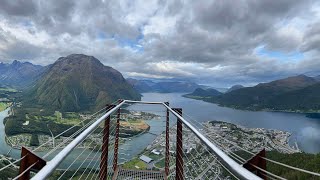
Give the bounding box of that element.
[1,99,320,180]
[30,100,259,180]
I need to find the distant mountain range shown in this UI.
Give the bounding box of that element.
[0,60,45,89]
[2,55,320,113]
[23,54,140,112]
[186,75,320,112]
[127,78,207,93]
[314,75,320,81]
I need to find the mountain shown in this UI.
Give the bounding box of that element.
[25,54,141,112]
[256,74,317,90]
[185,88,222,97]
[126,78,153,92]
[226,85,244,93]
[0,60,45,89]
[265,83,320,111]
[314,75,320,81]
[211,75,319,111]
[127,78,205,93]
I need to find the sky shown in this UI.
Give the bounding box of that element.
[0,0,320,87]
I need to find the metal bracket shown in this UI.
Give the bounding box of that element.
[172,108,183,180]
[113,108,121,171]
[19,147,46,180]
[100,104,116,180]
[243,149,267,180]
[164,102,170,177]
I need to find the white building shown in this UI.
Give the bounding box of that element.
[139,155,153,164]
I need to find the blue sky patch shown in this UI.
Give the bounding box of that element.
[255,45,304,61]
[96,31,107,40]
[114,34,144,53]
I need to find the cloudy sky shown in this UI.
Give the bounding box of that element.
[0,0,320,87]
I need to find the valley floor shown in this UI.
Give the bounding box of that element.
[4,110,155,151]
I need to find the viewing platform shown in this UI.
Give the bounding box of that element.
[2,99,319,180]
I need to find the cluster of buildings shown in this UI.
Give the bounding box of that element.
[120,110,159,121]
[203,121,300,153]
[136,126,223,179]
[131,120,301,179]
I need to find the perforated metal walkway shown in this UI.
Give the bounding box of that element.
[112,167,167,180]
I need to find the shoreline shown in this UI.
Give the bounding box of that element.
[3,110,156,151]
[183,95,320,115]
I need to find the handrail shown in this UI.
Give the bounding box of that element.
[32,99,260,180]
[127,100,260,179]
[31,100,126,180]
[162,102,261,180]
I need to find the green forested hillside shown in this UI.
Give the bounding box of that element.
[266,151,320,179]
[234,150,320,180]
[24,54,141,112]
[266,83,320,111]
[187,75,320,112]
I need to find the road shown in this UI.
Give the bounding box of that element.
[47,124,55,147]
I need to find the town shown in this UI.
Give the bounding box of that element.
[122,120,300,179]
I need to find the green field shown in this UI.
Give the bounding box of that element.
[122,158,147,170]
[155,158,165,168]
[4,109,84,137]
[0,102,10,111]
[53,112,81,125]
[145,152,162,161]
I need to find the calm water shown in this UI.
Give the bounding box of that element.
[0,109,21,158]
[0,92,319,166]
[140,93,320,153]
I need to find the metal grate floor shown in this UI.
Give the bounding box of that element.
[112,167,167,180]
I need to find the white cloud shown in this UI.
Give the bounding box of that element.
[0,0,319,87]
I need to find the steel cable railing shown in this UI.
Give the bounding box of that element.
[0,108,110,179]
[50,110,120,179]
[182,111,320,179]
[183,113,285,180]
[173,123,235,180]
[55,122,117,179]
[9,99,320,180]
[13,100,254,179]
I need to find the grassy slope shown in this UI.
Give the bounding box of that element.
[0,102,8,111]
[234,150,320,180]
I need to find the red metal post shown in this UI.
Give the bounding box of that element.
[113,108,121,171]
[243,148,267,180]
[173,108,183,180]
[165,102,170,176]
[19,147,46,180]
[99,104,115,180]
